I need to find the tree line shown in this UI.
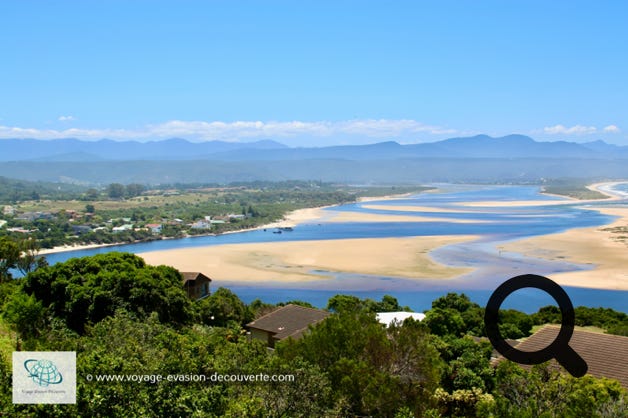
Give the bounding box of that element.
[0,252,626,417]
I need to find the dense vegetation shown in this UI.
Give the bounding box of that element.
[0,180,432,249]
[541,178,609,200]
[0,176,86,203]
[0,252,626,417]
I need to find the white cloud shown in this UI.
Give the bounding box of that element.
[0,119,457,144]
[603,125,620,133]
[543,124,598,135]
[58,115,76,122]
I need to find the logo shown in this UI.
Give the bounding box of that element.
[24,359,63,386]
[13,351,76,404]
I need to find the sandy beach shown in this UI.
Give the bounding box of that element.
[501,206,628,290]
[140,235,476,283]
[497,182,628,290]
[42,181,628,291]
[39,242,120,255]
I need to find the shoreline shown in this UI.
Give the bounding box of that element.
[461,181,626,208]
[140,235,477,283]
[37,181,628,288]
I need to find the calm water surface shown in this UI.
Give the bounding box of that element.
[44,184,628,313]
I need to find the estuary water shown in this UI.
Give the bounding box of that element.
[43,184,628,313]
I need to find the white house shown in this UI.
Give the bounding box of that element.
[112,224,134,232]
[376,312,426,327]
[190,220,212,230]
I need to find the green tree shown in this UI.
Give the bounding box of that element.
[432,292,475,312]
[106,183,126,199]
[490,361,628,417]
[278,310,442,417]
[125,183,145,198]
[15,238,47,276]
[197,287,251,327]
[21,252,194,333]
[85,188,99,200]
[0,237,20,282]
[424,307,466,337]
[2,292,46,338]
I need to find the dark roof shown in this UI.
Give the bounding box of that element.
[181,272,212,285]
[247,304,330,341]
[503,325,628,388]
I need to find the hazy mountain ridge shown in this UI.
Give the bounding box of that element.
[2,135,628,184]
[0,138,288,162]
[2,135,628,162]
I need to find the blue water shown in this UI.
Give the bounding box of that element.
[41,184,628,314]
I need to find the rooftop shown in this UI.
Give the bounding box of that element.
[247,304,330,341]
[181,272,212,285]
[502,325,628,388]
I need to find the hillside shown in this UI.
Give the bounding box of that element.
[2,135,628,184]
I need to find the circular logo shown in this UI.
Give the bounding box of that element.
[24,359,63,386]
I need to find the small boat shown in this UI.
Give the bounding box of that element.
[273,230,282,234]
[279,226,294,231]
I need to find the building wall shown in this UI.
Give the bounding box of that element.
[250,329,274,348]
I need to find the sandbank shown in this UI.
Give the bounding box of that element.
[501,206,628,290]
[323,210,485,223]
[362,204,479,214]
[460,181,626,208]
[140,235,476,283]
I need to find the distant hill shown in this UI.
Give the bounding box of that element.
[2,135,628,184]
[1,134,625,162]
[0,138,288,162]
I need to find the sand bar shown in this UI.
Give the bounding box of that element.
[362,204,481,214]
[140,235,476,283]
[323,210,485,224]
[461,181,627,208]
[501,206,628,290]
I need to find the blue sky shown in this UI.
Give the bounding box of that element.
[1,1,627,145]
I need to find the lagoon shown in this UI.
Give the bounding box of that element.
[43,184,628,313]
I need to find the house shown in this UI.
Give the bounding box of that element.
[6,227,35,234]
[145,223,162,234]
[181,272,211,300]
[0,220,7,228]
[190,220,212,230]
[376,311,425,327]
[112,224,133,232]
[246,304,330,348]
[71,225,92,235]
[16,211,54,221]
[496,325,628,388]
[3,206,14,216]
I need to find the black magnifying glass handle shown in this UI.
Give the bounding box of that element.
[555,345,588,378]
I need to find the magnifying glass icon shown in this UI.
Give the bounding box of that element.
[484,274,588,377]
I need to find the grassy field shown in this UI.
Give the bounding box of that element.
[15,192,221,212]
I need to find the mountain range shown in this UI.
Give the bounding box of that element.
[2,135,628,162]
[2,135,628,184]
